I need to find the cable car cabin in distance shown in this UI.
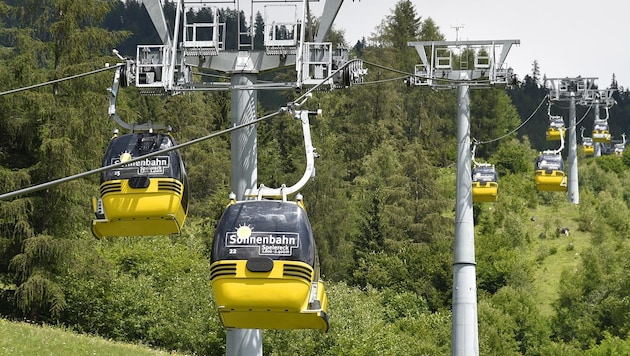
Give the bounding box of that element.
[210,199,329,332]
[534,153,567,192]
[472,164,498,202]
[592,120,611,143]
[582,137,594,156]
[91,132,189,238]
[546,116,565,141]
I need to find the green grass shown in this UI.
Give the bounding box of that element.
[0,318,186,356]
[524,201,590,316]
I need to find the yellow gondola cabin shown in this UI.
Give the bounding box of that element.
[546,116,565,141]
[592,120,611,143]
[91,132,189,238]
[210,199,329,332]
[534,153,567,192]
[472,164,498,202]
[582,137,594,156]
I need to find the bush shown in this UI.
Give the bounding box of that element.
[264,283,450,356]
[60,231,224,355]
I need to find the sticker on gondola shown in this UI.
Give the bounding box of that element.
[225,224,299,256]
[111,153,171,175]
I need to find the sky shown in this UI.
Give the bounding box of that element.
[310,0,630,88]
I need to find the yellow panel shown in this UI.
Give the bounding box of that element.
[545,129,564,141]
[211,261,312,311]
[210,260,329,331]
[592,131,611,143]
[535,171,567,192]
[218,308,329,332]
[100,179,183,220]
[472,182,498,203]
[92,178,187,238]
[583,146,594,155]
[92,216,182,238]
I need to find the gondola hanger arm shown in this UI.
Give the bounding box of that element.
[246,109,319,201]
[471,139,480,167]
[543,128,565,155]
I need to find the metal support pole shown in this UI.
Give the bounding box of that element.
[230,73,259,201]
[593,102,602,157]
[567,93,579,204]
[227,73,263,356]
[452,78,478,356]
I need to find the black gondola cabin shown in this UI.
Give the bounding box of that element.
[210,199,329,332]
[91,132,189,238]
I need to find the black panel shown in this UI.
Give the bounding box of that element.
[246,257,274,272]
[129,176,150,188]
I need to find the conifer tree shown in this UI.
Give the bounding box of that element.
[0,0,127,320]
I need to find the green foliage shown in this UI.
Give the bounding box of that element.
[3,1,630,354]
[476,231,529,294]
[594,155,626,174]
[550,243,630,350]
[584,333,630,355]
[9,235,74,320]
[60,232,224,355]
[491,136,537,176]
[576,190,597,232]
[471,90,521,157]
[371,0,424,71]
[0,0,130,323]
[485,286,550,354]
[265,283,449,355]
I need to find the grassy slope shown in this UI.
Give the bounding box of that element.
[0,318,186,356]
[0,173,606,353]
[524,202,587,316]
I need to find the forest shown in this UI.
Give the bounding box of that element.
[3,0,630,355]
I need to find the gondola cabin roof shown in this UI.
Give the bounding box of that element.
[535,154,564,171]
[472,165,498,183]
[593,122,609,131]
[548,117,565,128]
[101,132,183,182]
[211,200,315,267]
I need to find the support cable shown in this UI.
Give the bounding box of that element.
[549,100,594,129]
[476,94,548,145]
[0,109,286,201]
[0,59,364,200]
[0,64,124,97]
[355,75,410,85]
[572,101,594,128]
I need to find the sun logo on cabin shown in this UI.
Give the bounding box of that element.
[119,151,132,163]
[236,224,253,239]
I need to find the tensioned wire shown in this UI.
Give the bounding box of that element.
[0,59,363,200]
